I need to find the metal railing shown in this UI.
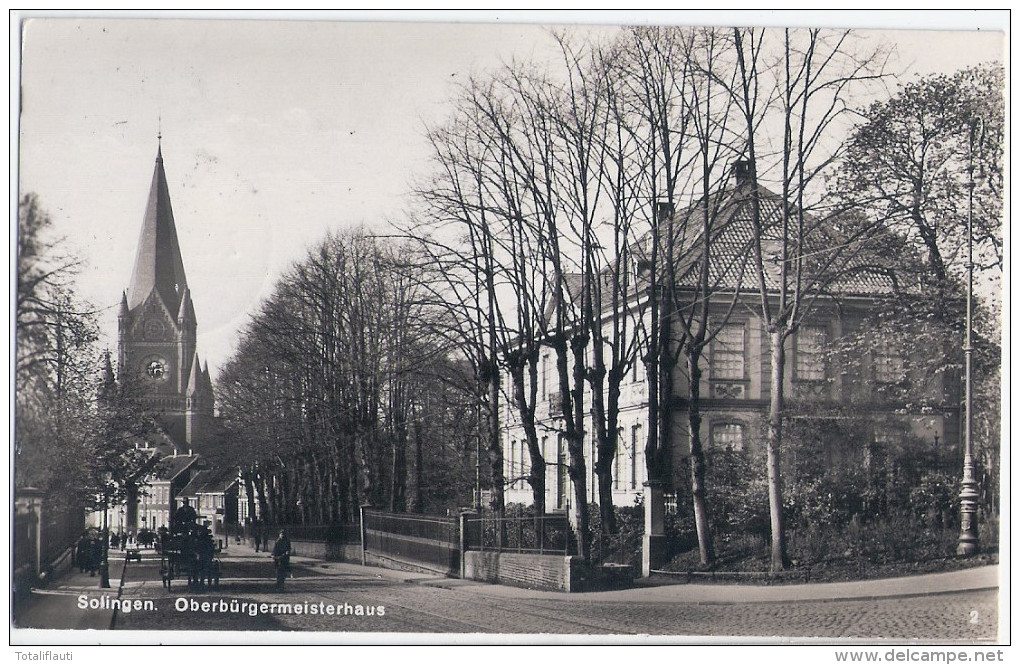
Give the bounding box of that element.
[273,523,360,545]
[361,509,460,576]
[466,513,573,555]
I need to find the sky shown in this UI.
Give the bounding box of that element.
[13,10,1007,380]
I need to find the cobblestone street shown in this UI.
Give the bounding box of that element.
[87,549,999,641]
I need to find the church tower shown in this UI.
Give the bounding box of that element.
[118,143,214,454]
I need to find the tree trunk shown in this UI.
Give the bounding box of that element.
[766,330,789,571]
[244,470,257,524]
[590,364,619,535]
[487,367,504,516]
[569,336,591,562]
[411,414,425,513]
[509,361,544,517]
[686,349,715,564]
[389,427,407,512]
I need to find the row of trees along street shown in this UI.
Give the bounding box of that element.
[16,26,1001,575]
[214,232,482,524]
[16,194,156,519]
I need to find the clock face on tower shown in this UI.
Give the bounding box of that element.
[144,318,165,340]
[142,356,170,382]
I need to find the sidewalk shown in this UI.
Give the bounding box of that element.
[13,547,132,631]
[440,565,1001,604]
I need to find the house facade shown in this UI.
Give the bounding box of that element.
[502,164,960,513]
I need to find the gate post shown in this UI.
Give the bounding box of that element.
[458,510,477,580]
[642,480,666,577]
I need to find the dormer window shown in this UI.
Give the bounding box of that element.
[635,258,652,281]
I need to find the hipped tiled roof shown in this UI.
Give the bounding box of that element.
[546,178,900,327]
[635,181,899,297]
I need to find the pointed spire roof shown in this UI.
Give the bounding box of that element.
[127,146,188,310]
[177,286,196,322]
[202,360,213,392]
[187,351,202,396]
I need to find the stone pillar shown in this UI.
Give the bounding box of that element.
[458,510,478,580]
[642,480,666,577]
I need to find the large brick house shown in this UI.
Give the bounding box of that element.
[502,162,960,512]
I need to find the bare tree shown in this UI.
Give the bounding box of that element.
[729,27,888,570]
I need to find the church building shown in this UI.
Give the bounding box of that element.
[105,141,230,538]
[118,142,214,453]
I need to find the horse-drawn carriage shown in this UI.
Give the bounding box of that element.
[156,525,221,590]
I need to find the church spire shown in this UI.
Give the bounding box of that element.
[126,143,188,312]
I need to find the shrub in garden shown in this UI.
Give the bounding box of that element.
[909,471,959,527]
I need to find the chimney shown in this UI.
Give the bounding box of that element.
[733,159,755,188]
[655,201,674,225]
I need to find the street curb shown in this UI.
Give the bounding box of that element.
[397,565,1001,605]
[108,553,131,630]
[381,571,1001,605]
[221,552,1001,606]
[638,586,1003,606]
[402,575,1000,604]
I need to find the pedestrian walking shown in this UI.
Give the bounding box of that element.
[74,533,88,573]
[271,529,291,589]
[87,534,102,576]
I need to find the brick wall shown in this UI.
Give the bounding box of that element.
[463,551,586,592]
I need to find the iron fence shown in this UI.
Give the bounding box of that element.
[362,509,460,576]
[274,523,360,545]
[466,513,573,555]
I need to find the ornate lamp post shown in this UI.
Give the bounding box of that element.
[956,117,983,557]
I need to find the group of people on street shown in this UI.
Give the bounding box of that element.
[73,530,104,576]
[247,517,271,553]
[78,498,292,589]
[156,499,222,589]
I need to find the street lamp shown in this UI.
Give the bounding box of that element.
[956,116,983,557]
